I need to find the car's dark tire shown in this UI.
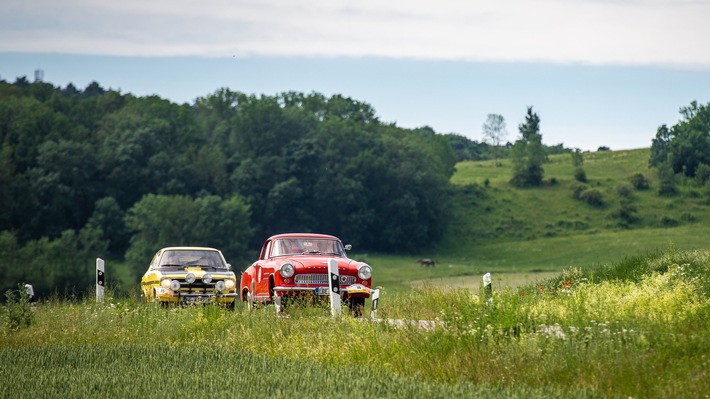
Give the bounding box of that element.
[348,298,365,318]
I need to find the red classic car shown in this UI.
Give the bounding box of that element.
[240,233,373,315]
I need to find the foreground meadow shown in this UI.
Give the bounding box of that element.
[2,249,709,398]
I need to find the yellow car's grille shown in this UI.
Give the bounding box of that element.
[294,274,356,285]
[174,278,227,294]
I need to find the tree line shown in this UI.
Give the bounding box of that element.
[0,78,457,296]
[650,101,710,194]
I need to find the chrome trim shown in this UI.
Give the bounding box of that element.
[294,274,356,285]
[273,286,369,295]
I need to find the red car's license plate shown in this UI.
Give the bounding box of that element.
[314,287,329,295]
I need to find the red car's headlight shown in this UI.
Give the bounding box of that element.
[280,263,295,278]
[358,264,372,280]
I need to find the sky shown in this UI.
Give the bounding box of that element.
[2,0,710,151]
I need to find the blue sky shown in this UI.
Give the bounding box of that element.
[2,0,710,151]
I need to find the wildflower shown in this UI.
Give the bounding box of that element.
[563,280,571,289]
[538,285,543,292]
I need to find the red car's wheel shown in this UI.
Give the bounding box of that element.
[348,298,365,317]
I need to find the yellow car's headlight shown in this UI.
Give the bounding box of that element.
[224,279,236,289]
[161,279,180,291]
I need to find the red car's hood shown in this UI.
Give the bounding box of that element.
[281,256,360,272]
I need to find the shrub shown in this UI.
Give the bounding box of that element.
[579,188,604,207]
[615,199,638,226]
[570,182,587,200]
[661,216,679,227]
[573,167,587,182]
[629,173,650,190]
[657,163,678,196]
[695,163,710,186]
[4,284,34,330]
[615,182,634,198]
[680,213,697,223]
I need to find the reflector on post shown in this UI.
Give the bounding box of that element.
[96,258,105,303]
[370,288,380,320]
[483,272,492,307]
[328,258,341,317]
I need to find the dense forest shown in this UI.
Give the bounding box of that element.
[0,78,462,296]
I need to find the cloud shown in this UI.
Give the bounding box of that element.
[1,0,709,67]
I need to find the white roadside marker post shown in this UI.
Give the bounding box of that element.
[328,258,342,317]
[370,288,380,320]
[273,294,282,314]
[248,280,255,310]
[96,258,105,303]
[483,272,493,307]
[24,284,34,301]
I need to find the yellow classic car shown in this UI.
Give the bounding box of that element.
[141,247,238,307]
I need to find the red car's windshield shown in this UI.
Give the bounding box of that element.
[270,238,345,257]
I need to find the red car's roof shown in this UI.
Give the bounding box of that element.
[266,233,341,241]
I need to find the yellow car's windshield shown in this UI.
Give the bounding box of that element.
[159,250,226,269]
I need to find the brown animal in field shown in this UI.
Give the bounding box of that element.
[416,258,436,267]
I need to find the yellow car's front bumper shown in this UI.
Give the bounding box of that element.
[154,287,238,304]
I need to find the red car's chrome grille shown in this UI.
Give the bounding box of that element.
[294,274,356,285]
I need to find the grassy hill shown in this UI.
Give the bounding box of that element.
[366,148,710,291]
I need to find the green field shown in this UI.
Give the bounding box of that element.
[2,248,709,398]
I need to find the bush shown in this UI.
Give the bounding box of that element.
[570,182,587,200]
[3,284,34,330]
[661,216,679,227]
[579,188,605,207]
[573,167,587,182]
[680,213,697,223]
[657,163,678,196]
[629,173,650,190]
[615,199,638,226]
[695,163,710,186]
[615,182,634,198]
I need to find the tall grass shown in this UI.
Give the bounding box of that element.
[2,249,708,398]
